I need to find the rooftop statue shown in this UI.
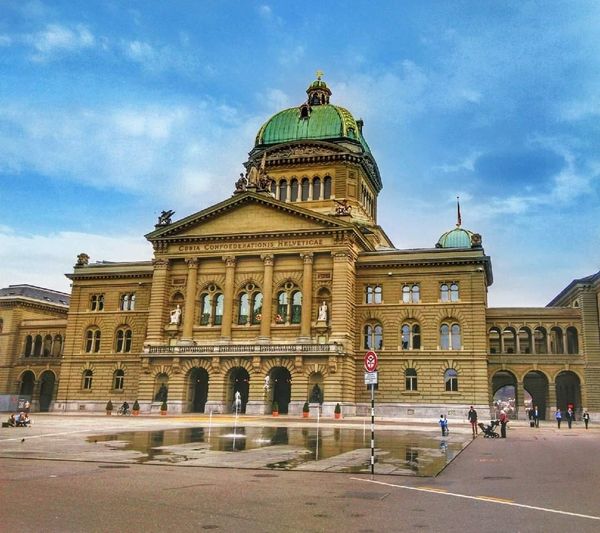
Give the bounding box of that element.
[157,209,175,226]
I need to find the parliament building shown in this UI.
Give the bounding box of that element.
[1,77,598,419]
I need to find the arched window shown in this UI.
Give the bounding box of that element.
[502,327,516,354]
[550,327,564,354]
[567,327,579,354]
[401,323,421,350]
[534,327,547,354]
[405,368,418,391]
[313,177,321,200]
[323,176,332,199]
[444,369,458,392]
[252,292,263,325]
[488,327,501,354]
[33,335,43,356]
[440,322,461,350]
[43,334,52,356]
[237,283,262,325]
[120,293,136,311]
[450,283,459,301]
[270,180,277,195]
[290,178,299,202]
[365,285,382,304]
[90,294,104,311]
[402,284,420,303]
[238,293,249,325]
[113,369,125,390]
[199,285,224,326]
[82,370,93,390]
[115,327,132,353]
[85,328,101,353]
[276,282,302,325]
[301,178,310,201]
[364,323,383,350]
[518,327,532,354]
[279,179,288,201]
[52,335,63,357]
[440,282,459,302]
[24,335,33,357]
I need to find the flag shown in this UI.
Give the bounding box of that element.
[456,197,462,227]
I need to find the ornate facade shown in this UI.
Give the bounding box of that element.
[0,77,596,418]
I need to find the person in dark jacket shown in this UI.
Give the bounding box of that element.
[467,406,478,436]
[583,410,590,429]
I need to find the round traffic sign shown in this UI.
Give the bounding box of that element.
[364,351,378,372]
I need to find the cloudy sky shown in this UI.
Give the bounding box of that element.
[1,1,598,306]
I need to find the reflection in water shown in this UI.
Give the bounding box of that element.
[89,426,466,476]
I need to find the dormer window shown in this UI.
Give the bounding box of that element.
[299,104,311,119]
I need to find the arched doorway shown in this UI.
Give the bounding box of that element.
[492,370,518,418]
[524,371,549,420]
[19,370,35,397]
[270,366,292,414]
[555,371,581,413]
[189,368,209,413]
[39,371,56,412]
[229,367,249,413]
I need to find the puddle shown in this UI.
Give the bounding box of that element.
[88,426,467,476]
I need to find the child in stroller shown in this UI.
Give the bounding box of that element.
[477,419,500,438]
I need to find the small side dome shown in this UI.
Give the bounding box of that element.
[436,227,482,249]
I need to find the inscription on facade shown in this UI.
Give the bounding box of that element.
[176,238,325,253]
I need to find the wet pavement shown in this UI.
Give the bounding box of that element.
[0,413,471,476]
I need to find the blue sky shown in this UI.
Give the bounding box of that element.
[0,1,598,306]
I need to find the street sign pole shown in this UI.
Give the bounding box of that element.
[364,351,378,479]
[370,381,375,478]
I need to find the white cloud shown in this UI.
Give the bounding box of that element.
[258,5,273,18]
[26,23,95,61]
[0,101,264,211]
[0,35,11,46]
[0,228,152,293]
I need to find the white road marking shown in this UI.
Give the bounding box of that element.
[351,477,600,521]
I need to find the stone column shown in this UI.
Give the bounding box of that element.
[220,256,237,340]
[516,380,526,419]
[145,258,169,345]
[259,254,274,340]
[299,253,314,340]
[331,250,356,344]
[181,258,199,341]
[547,383,557,419]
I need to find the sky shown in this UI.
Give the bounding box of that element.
[0,0,599,307]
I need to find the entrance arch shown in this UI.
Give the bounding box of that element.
[555,371,581,413]
[491,370,518,418]
[524,371,549,420]
[188,368,209,413]
[39,371,56,412]
[19,370,35,397]
[228,367,249,413]
[270,366,292,414]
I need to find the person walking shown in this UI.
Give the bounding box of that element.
[439,415,448,436]
[499,410,508,438]
[555,408,562,429]
[583,410,590,429]
[566,407,574,429]
[468,406,478,437]
[533,405,540,428]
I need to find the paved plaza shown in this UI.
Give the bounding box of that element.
[1,414,600,532]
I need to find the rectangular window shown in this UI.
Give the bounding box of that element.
[365,285,382,304]
[90,294,104,311]
[402,284,420,304]
[120,293,136,311]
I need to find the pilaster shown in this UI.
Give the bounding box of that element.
[181,258,199,341]
[145,258,169,344]
[299,252,314,340]
[220,256,237,340]
[259,254,274,340]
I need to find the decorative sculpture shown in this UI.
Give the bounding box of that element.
[317,301,328,322]
[169,304,182,325]
[309,384,323,404]
[334,199,352,216]
[154,383,168,402]
[157,210,175,226]
[234,173,248,192]
[76,253,90,266]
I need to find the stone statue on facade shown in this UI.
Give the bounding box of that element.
[234,172,248,192]
[169,304,182,325]
[309,384,323,404]
[155,384,168,402]
[157,210,175,226]
[317,301,328,322]
[334,199,352,216]
[76,253,90,267]
[234,390,242,413]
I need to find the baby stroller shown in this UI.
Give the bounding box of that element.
[478,420,500,438]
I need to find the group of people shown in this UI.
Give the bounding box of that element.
[554,407,590,428]
[7,412,31,427]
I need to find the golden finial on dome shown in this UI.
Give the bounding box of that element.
[316,70,324,80]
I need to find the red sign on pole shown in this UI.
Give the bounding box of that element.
[364,351,378,372]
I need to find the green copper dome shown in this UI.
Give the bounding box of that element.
[254,76,372,153]
[436,227,474,248]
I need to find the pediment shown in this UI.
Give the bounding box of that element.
[146,192,351,241]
